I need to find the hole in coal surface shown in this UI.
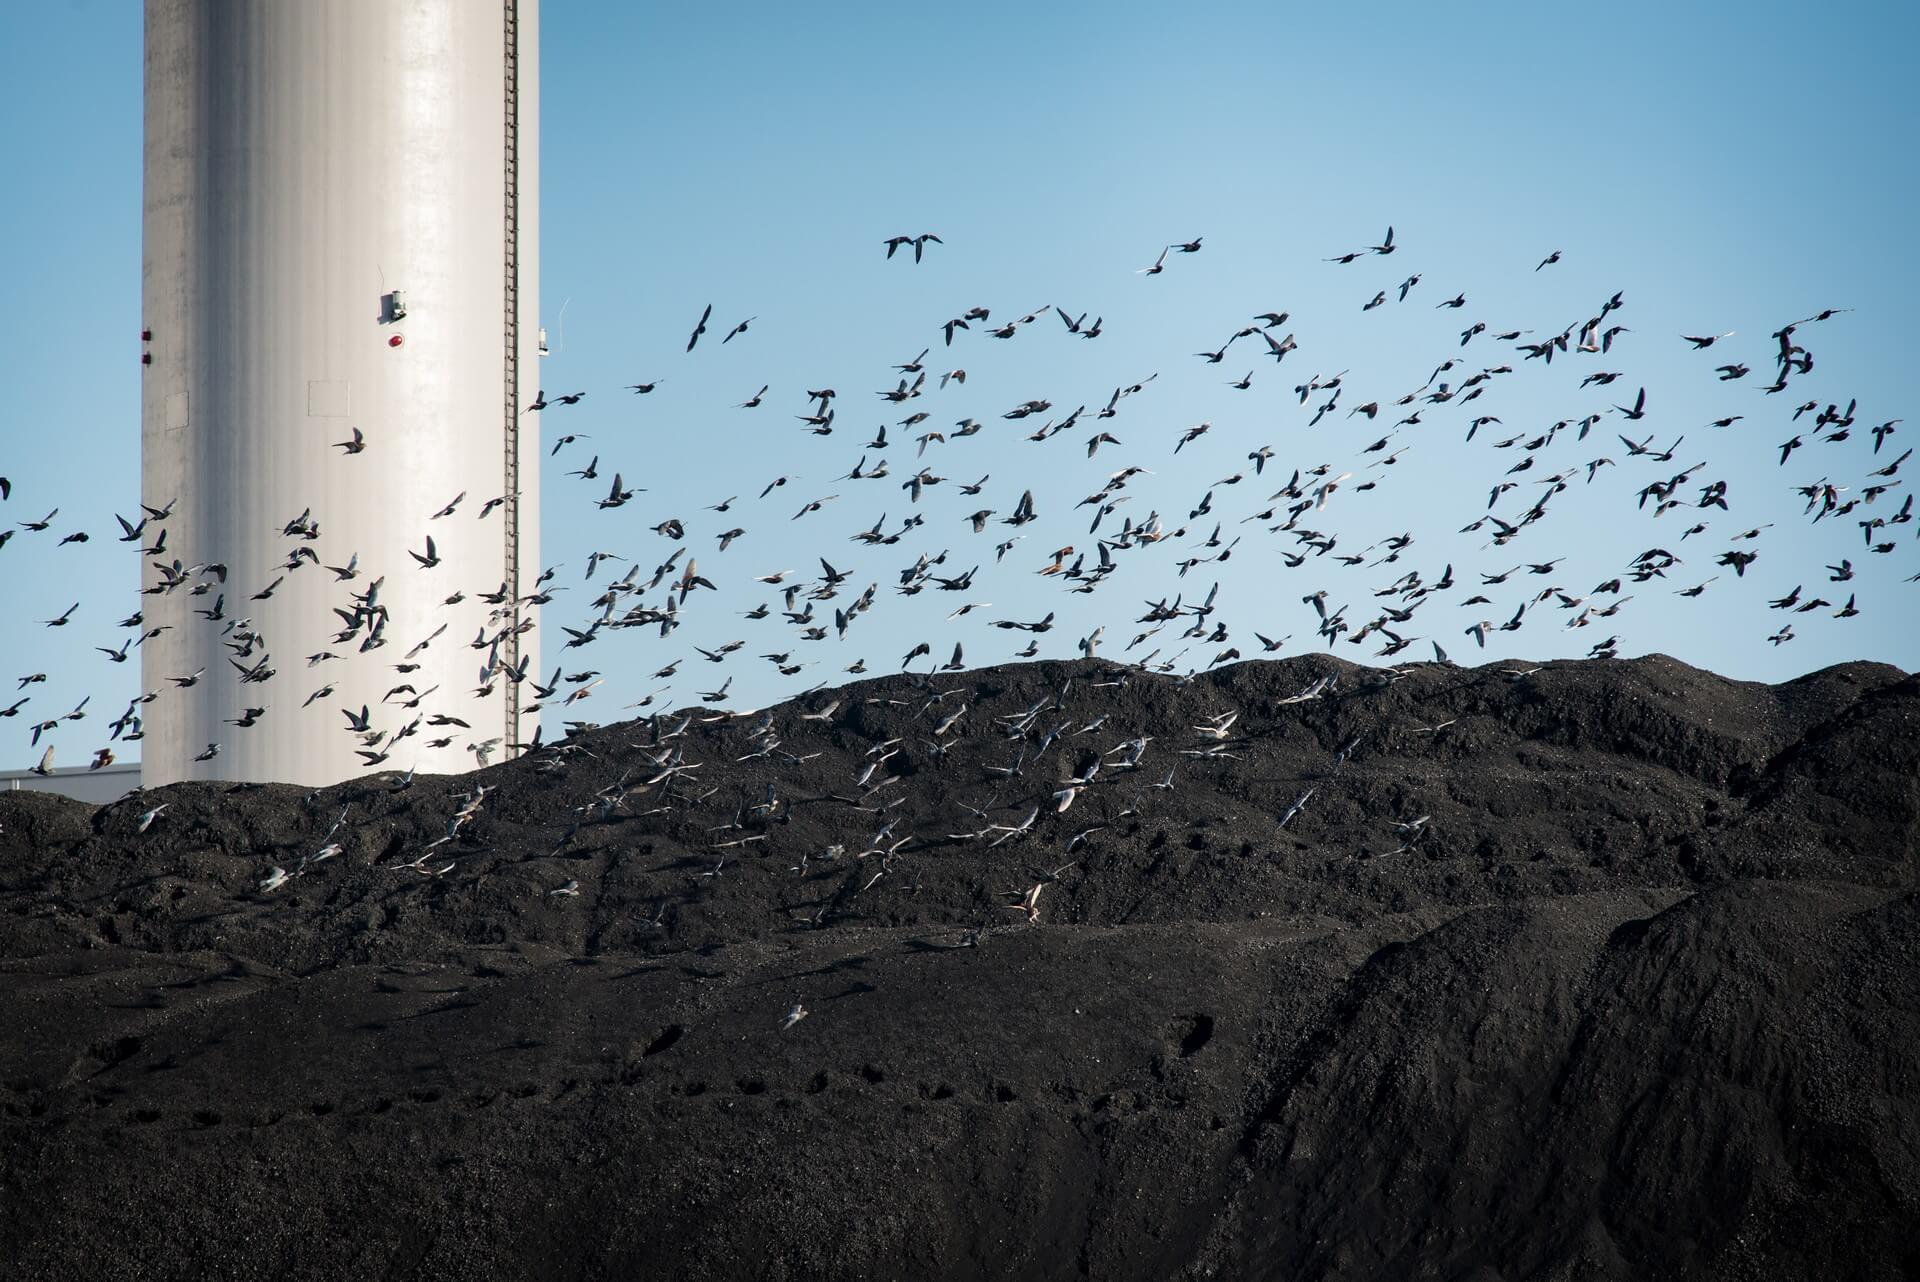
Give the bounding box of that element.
[191,1110,221,1128]
[994,1083,1019,1103]
[1178,1015,1215,1058]
[1364,941,1407,970]
[1608,917,1653,949]
[736,1078,767,1096]
[860,1064,885,1084]
[309,1101,333,1117]
[806,1072,829,1095]
[92,1036,143,1067]
[643,1024,685,1057]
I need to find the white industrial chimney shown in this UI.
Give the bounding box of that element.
[141,0,541,786]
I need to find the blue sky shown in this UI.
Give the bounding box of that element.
[1,0,1916,769]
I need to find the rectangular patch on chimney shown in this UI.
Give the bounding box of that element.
[307,380,351,417]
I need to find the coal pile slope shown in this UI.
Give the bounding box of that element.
[1,655,1915,1281]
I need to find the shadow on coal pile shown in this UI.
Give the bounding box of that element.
[1,655,1915,1281]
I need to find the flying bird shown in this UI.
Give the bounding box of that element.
[884,233,942,262]
[686,303,712,352]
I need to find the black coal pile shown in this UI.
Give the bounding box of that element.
[2,654,1916,1281]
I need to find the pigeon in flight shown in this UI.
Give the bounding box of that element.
[883,233,942,262]
[686,303,713,352]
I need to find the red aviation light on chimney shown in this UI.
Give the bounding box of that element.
[388,334,405,348]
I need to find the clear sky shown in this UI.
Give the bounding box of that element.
[1,0,1916,771]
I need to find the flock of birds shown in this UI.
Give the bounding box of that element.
[0,225,1912,809]
[1,225,1913,1037]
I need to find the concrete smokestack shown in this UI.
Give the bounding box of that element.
[141,0,541,785]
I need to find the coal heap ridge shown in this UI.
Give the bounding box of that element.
[1,653,1916,1281]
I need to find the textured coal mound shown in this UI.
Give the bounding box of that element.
[0,655,1915,1281]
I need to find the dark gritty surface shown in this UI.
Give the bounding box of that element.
[1,654,1916,1281]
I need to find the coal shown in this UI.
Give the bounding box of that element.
[1,654,1915,1280]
